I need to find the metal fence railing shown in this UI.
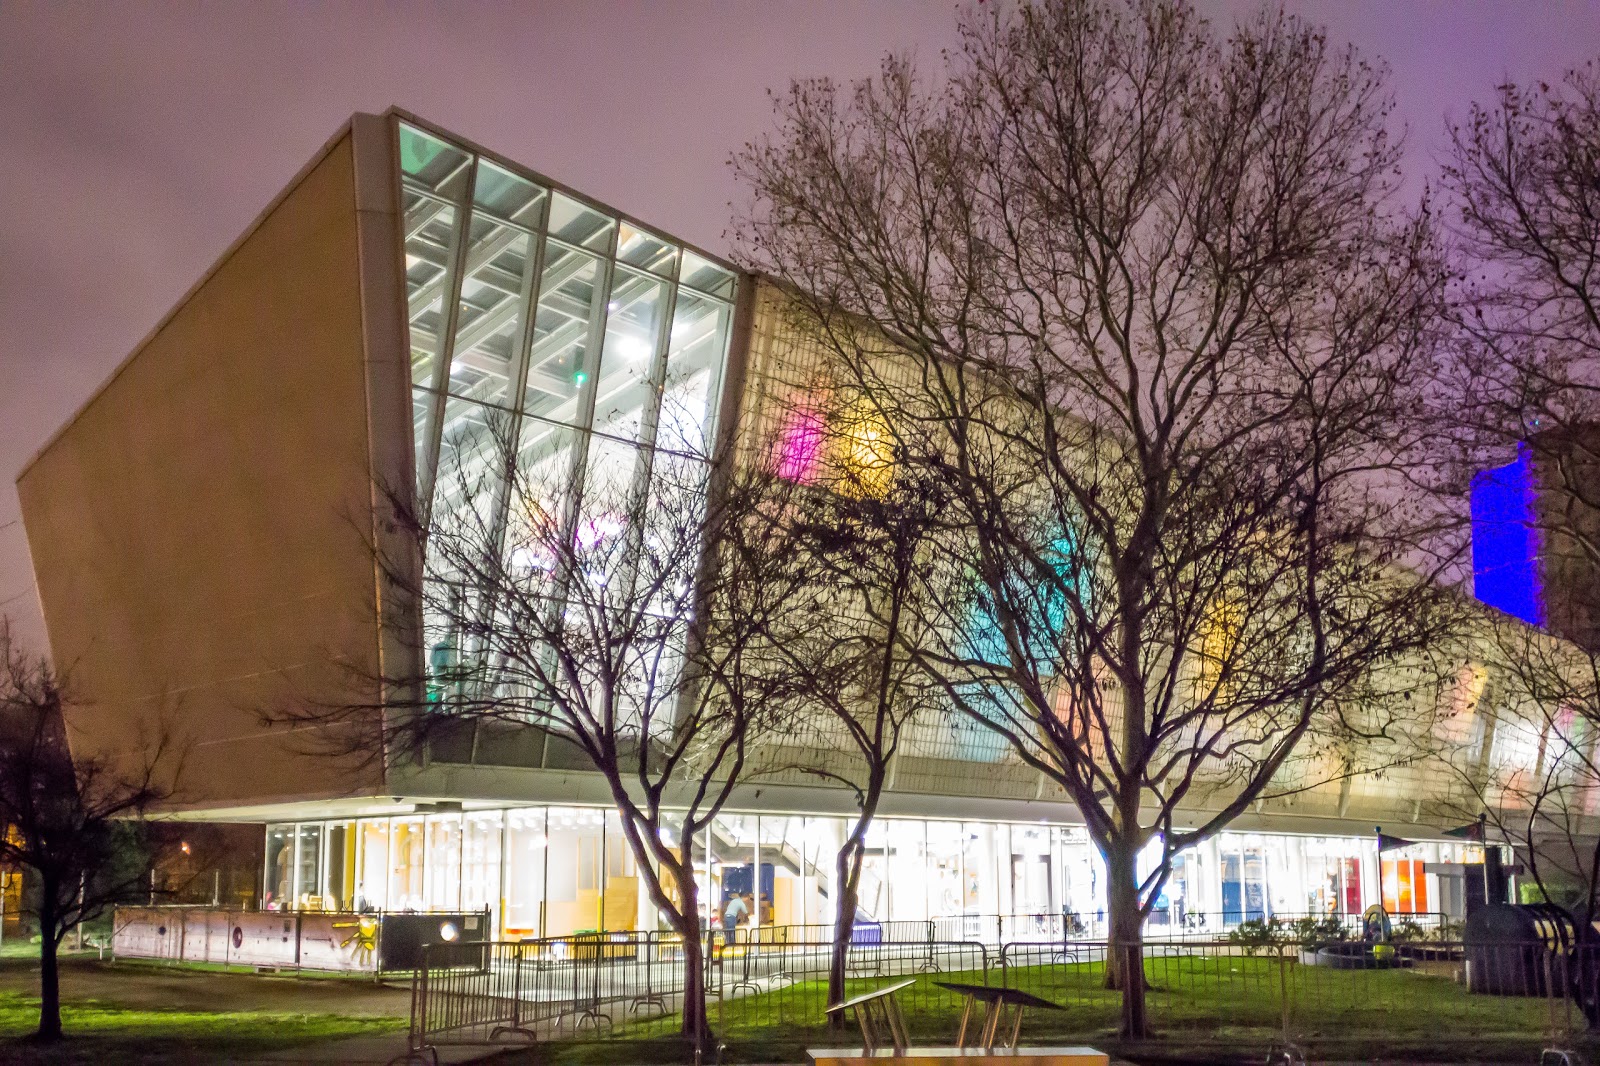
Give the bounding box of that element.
[395,930,1593,1063]
[395,932,991,1061]
[740,909,1456,946]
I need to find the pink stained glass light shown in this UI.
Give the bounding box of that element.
[775,404,825,483]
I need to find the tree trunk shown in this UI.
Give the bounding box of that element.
[609,810,714,1054]
[656,851,711,1052]
[827,832,868,1025]
[1102,842,1148,1039]
[36,880,62,1042]
[676,909,711,1051]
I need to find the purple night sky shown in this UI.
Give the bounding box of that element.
[2,1,1598,655]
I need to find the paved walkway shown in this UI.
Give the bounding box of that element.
[246,1031,500,1063]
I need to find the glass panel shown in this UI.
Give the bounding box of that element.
[604,810,640,931]
[447,215,535,407]
[639,450,709,617]
[524,243,603,424]
[412,388,437,493]
[679,249,737,299]
[548,191,616,251]
[592,268,667,443]
[574,435,644,585]
[462,811,504,923]
[757,815,819,928]
[503,416,579,577]
[963,823,997,916]
[403,192,459,389]
[326,822,353,911]
[1010,825,1054,920]
[399,123,471,200]
[473,158,545,229]
[714,814,759,940]
[546,807,605,935]
[886,820,930,922]
[265,825,293,911]
[505,808,547,939]
[425,814,463,911]
[803,818,845,929]
[926,821,964,923]
[617,222,678,276]
[430,397,510,545]
[357,819,390,911]
[296,824,323,909]
[390,817,426,912]
[1058,826,1097,930]
[658,290,730,457]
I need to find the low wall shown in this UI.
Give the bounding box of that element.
[113,906,382,972]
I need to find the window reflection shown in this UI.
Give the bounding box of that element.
[397,119,740,708]
[659,291,729,456]
[548,191,616,251]
[472,159,545,228]
[403,192,459,390]
[525,244,603,424]
[592,268,667,443]
[447,215,535,408]
[430,397,509,543]
[399,125,471,200]
[617,222,678,276]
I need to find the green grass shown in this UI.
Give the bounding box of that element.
[0,989,404,1065]
[525,954,1586,1064]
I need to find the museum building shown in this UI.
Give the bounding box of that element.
[18,112,1539,944]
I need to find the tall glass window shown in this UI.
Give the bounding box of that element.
[395,122,739,762]
[265,825,293,910]
[425,814,463,911]
[295,824,323,909]
[504,808,547,938]
[357,820,390,911]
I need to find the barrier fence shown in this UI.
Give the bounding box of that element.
[393,928,1597,1064]
[736,909,1453,946]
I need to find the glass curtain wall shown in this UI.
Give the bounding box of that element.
[396,122,739,745]
[267,811,1465,933]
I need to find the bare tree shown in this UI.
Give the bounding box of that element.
[736,0,1459,1035]
[0,622,177,1042]
[1438,629,1600,923]
[1442,65,1600,921]
[745,400,951,1012]
[333,411,812,1051]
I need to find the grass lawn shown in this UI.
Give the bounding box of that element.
[0,953,409,1065]
[522,953,1585,1064]
[0,990,404,1064]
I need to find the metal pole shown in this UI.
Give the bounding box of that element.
[72,874,85,950]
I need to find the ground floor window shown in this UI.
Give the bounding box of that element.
[261,811,1477,937]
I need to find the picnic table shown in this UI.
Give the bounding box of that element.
[934,981,1066,1051]
[824,978,915,1054]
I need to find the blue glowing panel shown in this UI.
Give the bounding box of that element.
[955,536,1080,762]
[1470,447,1544,626]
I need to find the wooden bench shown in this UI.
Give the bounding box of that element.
[824,978,915,1054]
[811,979,1106,1066]
[809,1049,1109,1066]
[934,982,1066,1051]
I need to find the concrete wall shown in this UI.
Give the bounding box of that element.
[17,117,411,810]
[113,906,383,972]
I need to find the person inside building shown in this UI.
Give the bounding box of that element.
[723,892,749,945]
